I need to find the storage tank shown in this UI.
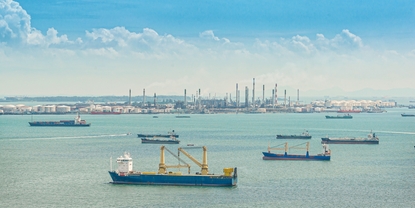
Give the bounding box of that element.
[44,105,56,113]
[102,106,112,112]
[56,105,71,113]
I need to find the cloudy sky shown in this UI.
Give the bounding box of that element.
[1,0,414,98]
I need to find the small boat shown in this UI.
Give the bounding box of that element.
[401,113,415,117]
[325,114,353,119]
[276,130,312,139]
[108,146,237,186]
[153,116,159,118]
[28,113,91,127]
[321,131,379,144]
[262,142,330,161]
[138,130,180,144]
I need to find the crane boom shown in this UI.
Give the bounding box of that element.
[178,146,209,175]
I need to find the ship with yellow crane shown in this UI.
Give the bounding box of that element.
[108,146,237,186]
[262,142,331,161]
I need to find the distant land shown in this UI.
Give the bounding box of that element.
[1,88,414,103]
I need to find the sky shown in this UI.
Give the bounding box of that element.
[1,0,415,98]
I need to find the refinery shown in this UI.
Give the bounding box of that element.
[0,79,403,115]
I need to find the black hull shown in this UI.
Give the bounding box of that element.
[141,138,180,144]
[276,135,312,139]
[137,134,179,138]
[29,122,90,127]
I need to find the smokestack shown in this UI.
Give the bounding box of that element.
[262,85,265,105]
[245,86,249,108]
[236,83,239,108]
[297,89,299,105]
[252,78,255,107]
[142,89,146,107]
[198,89,201,109]
[272,89,275,108]
[284,89,286,108]
[184,89,187,107]
[129,89,131,105]
[275,83,278,105]
[154,93,157,108]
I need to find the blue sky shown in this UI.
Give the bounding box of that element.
[1,0,415,98]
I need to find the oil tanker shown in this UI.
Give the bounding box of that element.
[109,146,237,186]
[28,113,90,127]
[138,130,180,144]
[262,142,330,161]
[276,130,312,139]
[321,131,379,144]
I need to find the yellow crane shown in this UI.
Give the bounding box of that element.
[178,146,209,175]
[158,146,191,174]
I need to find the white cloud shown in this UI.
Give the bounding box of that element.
[0,0,72,47]
[199,30,220,41]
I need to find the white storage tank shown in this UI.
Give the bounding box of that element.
[56,105,71,113]
[44,105,56,113]
[102,106,112,112]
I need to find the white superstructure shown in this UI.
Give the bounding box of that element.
[116,152,133,174]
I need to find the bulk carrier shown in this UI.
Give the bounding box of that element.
[262,142,331,161]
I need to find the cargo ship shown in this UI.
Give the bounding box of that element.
[337,109,361,113]
[262,142,330,161]
[28,113,91,127]
[321,131,379,144]
[108,146,237,186]
[325,114,353,119]
[138,130,180,144]
[276,130,312,139]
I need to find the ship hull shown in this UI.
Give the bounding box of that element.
[325,116,352,119]
[28,122,90,127]
[321,138,378,144]
[137,134,179,138]
[262,152,330,161]
[276,135,311,139]
[108,171,237,186]
[141,138,180,144]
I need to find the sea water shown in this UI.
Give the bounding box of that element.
[1,108,415,207]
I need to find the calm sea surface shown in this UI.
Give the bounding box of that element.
[1,108,415,207]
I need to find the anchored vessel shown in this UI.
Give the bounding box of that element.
[108,146,237,186]
[262,142,330,161]
[401,113,415,117]
[325,114,353,119]
[28,113,90,127]
[138,130,180,144]
[276,130,312,139]
[321,131,379,144]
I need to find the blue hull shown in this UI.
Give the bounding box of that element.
[262,152,330,161]
[108,170,237,186]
